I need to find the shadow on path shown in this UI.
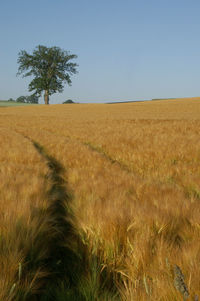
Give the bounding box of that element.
[13,137,120,301]
[13,138,87,300]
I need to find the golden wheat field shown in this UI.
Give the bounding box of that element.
[1,97,200,300]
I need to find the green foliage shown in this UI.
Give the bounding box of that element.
[16,95,39,104]
[17,45,78,104]
[16,96,26,103]
[26,95,39,104]
[63,99,75,104]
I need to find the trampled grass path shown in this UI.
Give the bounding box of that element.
[24,127,134,175]
[13,134,120,300]
[14,135,86,300]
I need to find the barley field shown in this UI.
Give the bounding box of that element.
[0,97,200,300]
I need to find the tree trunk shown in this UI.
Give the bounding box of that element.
[44,90,49,105]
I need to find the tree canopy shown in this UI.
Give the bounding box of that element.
[17,45,78,104]
[16,96,26,103]
[16,95,39,104]
[63,99,75,104]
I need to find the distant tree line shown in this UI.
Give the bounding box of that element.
[8,95,39,104]
[7,97,77,104]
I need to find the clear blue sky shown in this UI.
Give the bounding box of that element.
[1,0,200,103]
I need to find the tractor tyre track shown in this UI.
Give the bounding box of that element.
[16,137,87,300]
[82,141,133,174]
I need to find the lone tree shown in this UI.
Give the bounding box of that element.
[17,45,78,104]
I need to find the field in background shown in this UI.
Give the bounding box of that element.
[0,98,200,300]
[0,101,37,107]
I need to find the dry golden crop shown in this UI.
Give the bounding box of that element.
[0,97,200,300]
